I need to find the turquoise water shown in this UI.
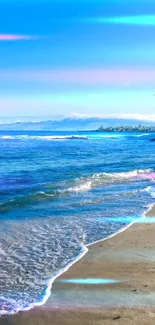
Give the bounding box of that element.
[0,130,155,315]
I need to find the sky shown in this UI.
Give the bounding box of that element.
[1,0,155,119]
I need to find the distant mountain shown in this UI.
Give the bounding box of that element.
[0,117,155,131]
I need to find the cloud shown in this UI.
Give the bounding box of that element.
[83,15,155,26]
[69,112,155,121]
[0,34,35,41]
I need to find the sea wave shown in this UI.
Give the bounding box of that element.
[88,133,150,139]
[0,133,151,141]
[134,133,149,137]
[0,168,155,315]
[77,169,154,190]
[145,186,155,198]
[0,169,154,213]
[1,136,13,140]
[66,169,155,194]
[0,135,88,141]
[67,181,92,193]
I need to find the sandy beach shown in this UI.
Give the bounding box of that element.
[1,205,155,324]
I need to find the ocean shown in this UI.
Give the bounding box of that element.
[0,130,155,315]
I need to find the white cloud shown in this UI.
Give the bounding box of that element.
[69,112,155,121]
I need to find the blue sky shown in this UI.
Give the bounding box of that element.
[0,0,155,119]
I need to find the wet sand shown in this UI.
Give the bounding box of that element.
[1,205,155,324]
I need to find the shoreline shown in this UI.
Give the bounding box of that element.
[1,203,155,324]
[1,203,153,317]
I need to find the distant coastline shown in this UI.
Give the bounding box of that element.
[1,117,155,131]
[95,125,155,132]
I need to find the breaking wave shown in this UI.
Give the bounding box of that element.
[77,169,154,189]
[145,186,155,198]
[0,169,154,214]
[0,135,88,141]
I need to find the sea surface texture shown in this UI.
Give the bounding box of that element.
[0,130,155,315]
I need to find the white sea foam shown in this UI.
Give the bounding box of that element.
[0,133,151,141]
[92,169,153,180]
[1,136,13,140]
[0,245,88,316]
[35,191,55,197]
[0,135,88,141]
[145,186,155,198]
[73,169,154,192]
[34,135,88,140]
[134,133,149,137]
[67,181,92,193]
[61,169,154,195]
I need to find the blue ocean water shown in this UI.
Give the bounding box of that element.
[0,130,155,315]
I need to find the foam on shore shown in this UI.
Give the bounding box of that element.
[2,203,154,317]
